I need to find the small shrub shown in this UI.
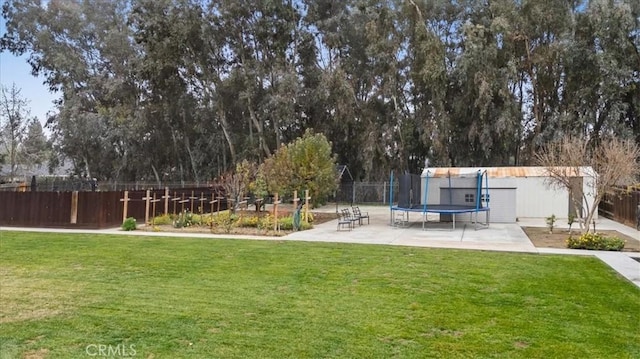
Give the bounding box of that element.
[122,217,137,231]
[567,214,576,234]
[278,216,312,231]
[238,215,260,228]
[173,210,199,228]
[546,214,556,233]
[258,213,274,231]
[305,212,314,223]
[211,211,237,233]
[153,214,173,226]
[566,232,625,251]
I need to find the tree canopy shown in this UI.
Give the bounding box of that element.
[2,0,639,182]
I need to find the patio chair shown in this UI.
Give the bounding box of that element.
[341,208,360,228]
[337,210,353,231]
[352,206,370,225]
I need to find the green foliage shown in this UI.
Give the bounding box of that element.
[566,233,625,251]
[545,214,556,234]
[258,213,274,231]
[261,130,337,204]
[3,0,639,181]
[278,216,312,231]
[173,210,200,228]
[152,214,173,226]
[237,215,260,228]
[121,217,137,231]
[211,211,237,233]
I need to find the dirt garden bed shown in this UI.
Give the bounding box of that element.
[139,211,338,237]
[522,227,640,252]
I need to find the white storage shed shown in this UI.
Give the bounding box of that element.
[420,166,596,223]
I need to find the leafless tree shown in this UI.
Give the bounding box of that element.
[536,135,640,233]
[0,83,30,179]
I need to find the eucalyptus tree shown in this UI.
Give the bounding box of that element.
[2,0,144,180]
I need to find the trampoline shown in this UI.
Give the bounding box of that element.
[389,169,490,230]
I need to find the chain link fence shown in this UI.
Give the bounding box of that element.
[334,182,399,205]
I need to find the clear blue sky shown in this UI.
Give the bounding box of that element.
[0,52,58,123]
[0,18,58,124]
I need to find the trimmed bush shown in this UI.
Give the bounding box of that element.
[238,215,260,228]
[211,211,237,233]
[173,210,200,228]
[153,214,173,226]
[122,217,137,231]
[278,216,312,231]
[566,232,625,251]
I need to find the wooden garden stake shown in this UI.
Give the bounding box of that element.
[189,190,197,212]
[209,195,218,224]
[120,191,130,223]
[162,187,170,215]
[293,190,299,210]
[171,191,180,215]
[179,194,189,213]
[198,192,207,215]
[304,189,311,222]
[150,193,161,226]
[142,190,152,225]
[216,195,224,213]
[273,192,281,232]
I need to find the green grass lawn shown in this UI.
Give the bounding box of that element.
[1,231,639,358]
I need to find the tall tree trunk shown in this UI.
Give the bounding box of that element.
[217,105,236,165]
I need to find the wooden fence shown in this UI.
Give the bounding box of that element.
[599,187,640,229]
[0,187,227,229]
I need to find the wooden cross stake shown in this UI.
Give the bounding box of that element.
[120,190,130,224]
[150,193,161,226]
[273,192,281,232]
[293,190,300,210]
[209,195,218,223]
[198,192,207,214]
[171,191,180,215]
[161,187,170,215]
[142,190,152,225]
[189,190,197,212]
[304,189,311,222]
[179,194,190,213]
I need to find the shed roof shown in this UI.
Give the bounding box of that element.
[421,166,595,178]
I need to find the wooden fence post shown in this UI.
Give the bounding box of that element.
[70,191,79,224]
[120,191,130,224]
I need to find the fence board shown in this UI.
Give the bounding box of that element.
[599,187,639,229]
[0,187,227,229]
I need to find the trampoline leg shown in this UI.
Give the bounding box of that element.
[475,211,478,231]
[452,214,456,230]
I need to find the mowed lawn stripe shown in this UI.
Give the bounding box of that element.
[1,231,638,358]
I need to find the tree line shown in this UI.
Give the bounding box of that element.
[1,0,638,182]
